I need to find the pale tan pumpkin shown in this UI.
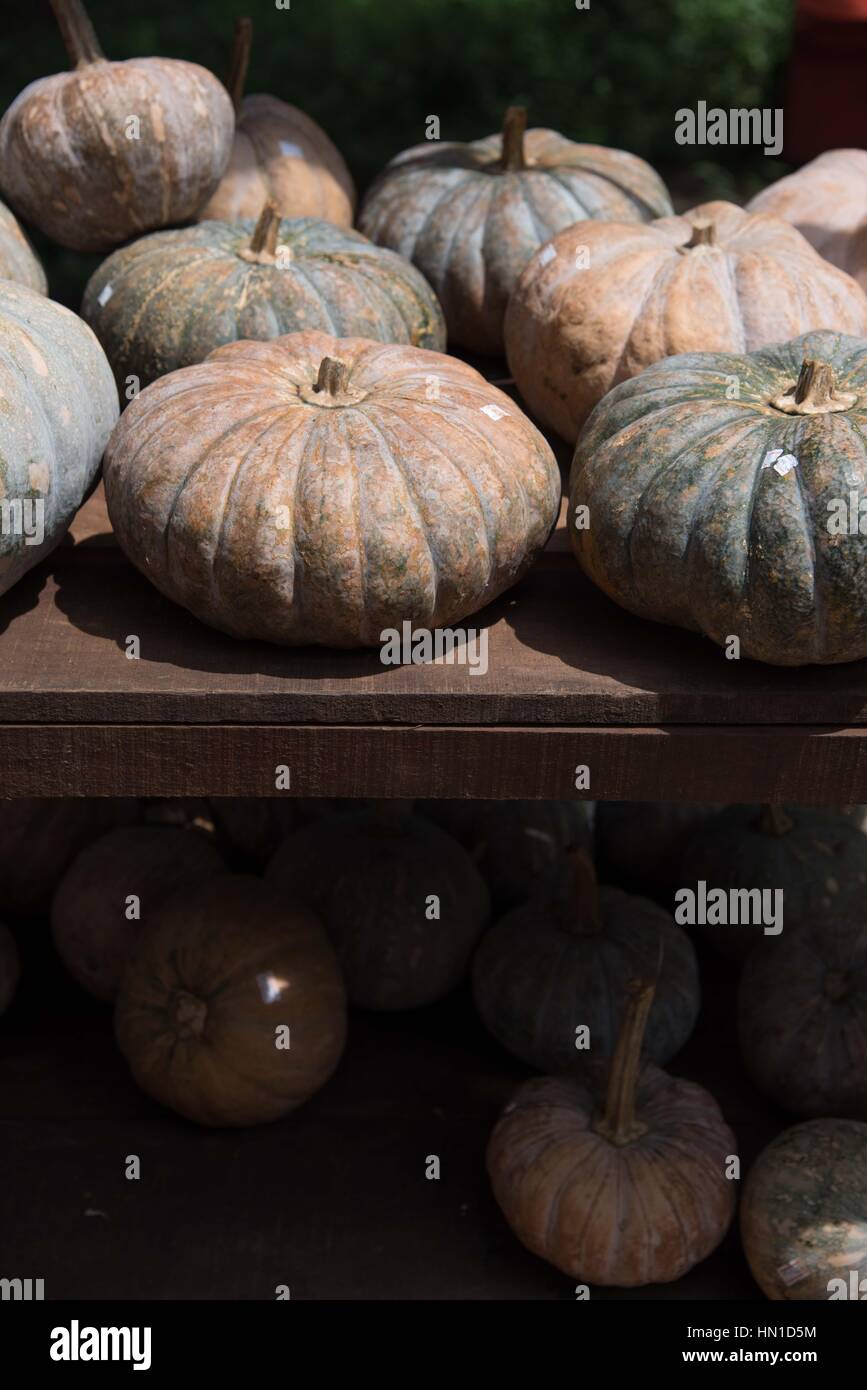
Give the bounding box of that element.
[103,331,561,647]
[0,0,233,253]
[487,976,737,1286]
[506,200,867,442]
[198,19,354,228]
[0,198,46,293]
[0,923,19,1016]
[748,150,867,293]
[114,875,347,1126]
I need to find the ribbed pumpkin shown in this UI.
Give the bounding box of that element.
[82,203,445,389]
[508,202,867,442]
[208,798,355,871]
[0,923,19,1016]
[473,851,699,1071]
[0,799,137,920]
[103,331,560,647]
[748,150,867,292]
[114,875,347,1126]
[267,802,490,1010]
[0,198,45,293]
[0,283,119,598]
[739,913,867,1119]
[741,1119,867,1300]
[570,331,867,665]
[359,105,672,354]
[595,802,723,901]
[680,804,867,959]
[0,0,233,253]
[198,18,354,228]
[487,977,737,1286]
[419,800,591,909]
[52,826,225,1002]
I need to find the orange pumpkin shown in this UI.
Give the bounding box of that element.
[198,18,354,227]
[487,976,737,1286]
[114,875,347,1126]
[0,923,19,1016]
[748,150,867,293]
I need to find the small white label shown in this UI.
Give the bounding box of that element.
[279,140,304,158]
[97,284,113,307]
[480,403,508,421]
[761,449,798,476]
[538,244,557,266]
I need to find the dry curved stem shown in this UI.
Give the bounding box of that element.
[239,200,282,264]
[771,359,857,416]
[593,938,664,1147]
[50,0,105,67]
[570,848,604,934]
[226,16,253,114]
[501,106,528,172]
[315,357,352,398]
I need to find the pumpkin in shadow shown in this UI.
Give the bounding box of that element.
[0,923,19,1015]
[0,798,137,920]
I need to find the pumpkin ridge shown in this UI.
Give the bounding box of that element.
[420,175,497,315]
[172,256,254,370]
[332,256,441,348]
[302,256,406,339]
[112,249,227,365]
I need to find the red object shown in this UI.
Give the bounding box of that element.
[784,3,867,160]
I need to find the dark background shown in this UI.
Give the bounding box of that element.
[3,0,795,304]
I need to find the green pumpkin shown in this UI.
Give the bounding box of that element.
[679,804,867,960]
[595,802,723,901]
[472,851,699,1071]
[570,331,867,665]
[81,203,446,389]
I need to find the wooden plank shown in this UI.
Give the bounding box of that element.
[1,489,866,728]
[2,722,867,800]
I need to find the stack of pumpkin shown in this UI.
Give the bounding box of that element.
[3,4,867,664]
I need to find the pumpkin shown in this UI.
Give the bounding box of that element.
[473,850,699,1071]
[266,802,490,1010]
[358,105,672,354]
[418,799,592,909]
[114,874,346,1126]
[0,198,46,293]
[0,923,20,1016]
[198,18,354,228]
[595,802,723,901]
[569,331,867,666]
[51,825,225,1002]
[507,201,867,443]
[739,912,867,1119]
[0,0,233,254]
[487,975,737,1286]
[82,203,446,389]
[0,798,137,919]
[208,798,356,872]
[680,804,867,960]
[741,1118,867,1300]
[0,283,119,598]
[103,331,560,647]
[748,150,867,293]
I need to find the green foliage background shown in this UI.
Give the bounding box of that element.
[3,0,795,303]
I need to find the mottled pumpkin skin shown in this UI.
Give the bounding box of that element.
[0,57,233,253]
[508,202,867,442]
[0,283,119,598]
[198,95,355,227]
[114,875,347,1126]
[82,217,446,389]
[748,150,867,293]
[473,873,699,1070]
[739,915,867,1119]
[0,198,46,293]
[0,922,20,1016]
[359,129,671,354]
[103,332,561,647]
[0,798,137,919]
[267,807,490,1010]
[52,826,225,1002]
[680,805,867,960]
[595,802,723,900]
[569,330,867,665]
[488,1067,737,1286]
[741,1119,867,1300]
[418,800,591,909]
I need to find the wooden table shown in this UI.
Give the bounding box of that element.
[2,485,866,800]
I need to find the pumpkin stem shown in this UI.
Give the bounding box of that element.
[315,356,352,397]
[684,218,716,249]
[593,951,663,1147]
[501,106,528,172]
[172,990,207,1041]
[770,359,858,416]
[570,848,604,934]
[226,16,253,115]
[50,0,105,66]
[758,804,794,837]
[240,200,282,264]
